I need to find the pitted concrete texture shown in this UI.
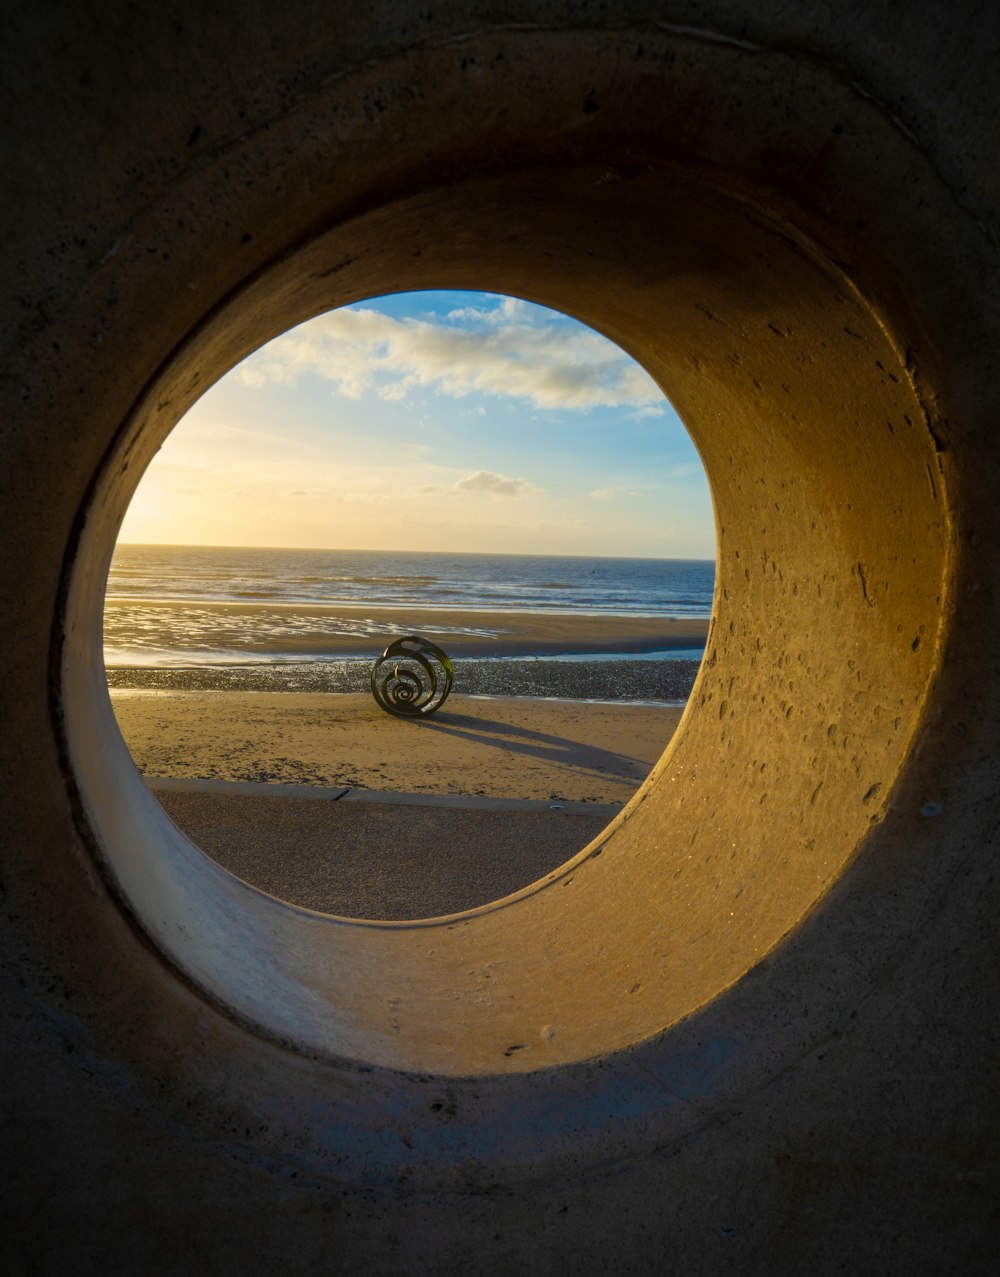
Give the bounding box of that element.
[2,2,998,1273]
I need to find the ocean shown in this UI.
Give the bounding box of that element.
[104,545,714,702]
[106,545,714,617]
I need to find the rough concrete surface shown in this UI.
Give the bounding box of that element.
[2,2,999,1273]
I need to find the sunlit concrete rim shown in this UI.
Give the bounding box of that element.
[60,154,948,1079]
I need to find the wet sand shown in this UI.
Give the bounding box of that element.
[104,598,709,659]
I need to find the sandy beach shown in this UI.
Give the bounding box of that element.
[112,690,681,803]
[112,689,683,916]
[108,599,697,916]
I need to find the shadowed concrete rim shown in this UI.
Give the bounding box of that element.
[4,11,992,1192]
[63,165,948,1078]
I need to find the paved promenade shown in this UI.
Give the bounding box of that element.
[154,781,619,919]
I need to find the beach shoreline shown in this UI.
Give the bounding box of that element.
[104,598,709,662]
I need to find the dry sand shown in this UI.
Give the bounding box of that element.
[109,657,688,916]
[112,690,682,804]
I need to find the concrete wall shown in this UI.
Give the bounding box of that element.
[2,2,997,1271]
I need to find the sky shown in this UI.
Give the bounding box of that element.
[118,291,716,559]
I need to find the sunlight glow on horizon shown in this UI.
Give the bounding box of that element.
[117,292,716,560]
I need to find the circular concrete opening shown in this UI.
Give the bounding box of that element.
[61,166,947,1078]
[103,290,712,920]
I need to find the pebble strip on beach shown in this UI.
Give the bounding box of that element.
[106,656,702,703]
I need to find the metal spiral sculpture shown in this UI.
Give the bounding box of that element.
[370,635,453,718]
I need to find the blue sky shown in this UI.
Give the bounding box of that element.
[118,291,715,558]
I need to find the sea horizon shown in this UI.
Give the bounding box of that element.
[107,544,715,614]
[114,539,715,562]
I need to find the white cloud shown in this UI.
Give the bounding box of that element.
[236,297,665,412]
[453,470,535,497]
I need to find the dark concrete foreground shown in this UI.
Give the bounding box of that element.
[3,3,1000,1274]
[156,785,614,918]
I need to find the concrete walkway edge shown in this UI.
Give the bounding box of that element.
[145,775,622,817]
